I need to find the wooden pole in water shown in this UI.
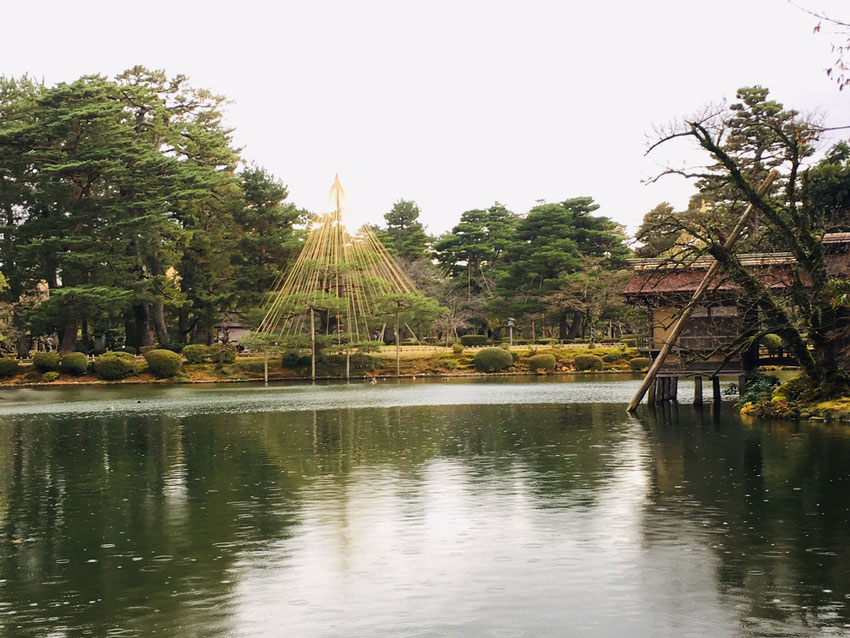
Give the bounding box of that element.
[310,308,316,381]
[694,375,703,406]
[626,170,778,412]
[264,349,269,386]
[395,310,401,377]
[713,376,722,404]
[648,377,657,405]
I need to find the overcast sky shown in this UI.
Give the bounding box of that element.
[3,0,849,236]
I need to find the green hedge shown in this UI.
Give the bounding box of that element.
[144,349,183,378]
[60,352,89,376]
[41,371,59,382]
[451,343,464,354]
[473,347,513,372]
[32,352,60,372]
[460,334,488,347]
[574,354,604,371]
[0,358,20,377]
[182,344,210,364]
[528,353,556,371]
[94,353,136,380]
[629,357,651,371]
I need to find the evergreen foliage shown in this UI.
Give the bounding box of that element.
[32,352,60,372]
[144,349,183,377]
[460,334,487,347]
[473,347,513,372]
[94,353,136,380]
[574,354,604,371]
[0,358,20,376]
[528,354,556,371]
[182,344,210,364]
[60,352,89,376]
[628,357,651,371]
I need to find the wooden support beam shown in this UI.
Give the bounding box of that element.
[647,376,657,405]
[712,376,722,404]
[672,377,678,401]
[694,376,703,406]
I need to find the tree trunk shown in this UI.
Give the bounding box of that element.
[59,320,78,353]
[152,298,168,344]
[567,311,584,339]
[133,304,155,348]
[124,311,138,350]
[558,309,568,341]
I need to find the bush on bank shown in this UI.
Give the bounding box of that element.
[629,357,651,371]
[182,344,209,364]
[528,354,556,371]
[574,354,604,371]
[33,352,60,372]
[0,357,20,377]
[474,347,513,373]
[60,352,89,376]
[144,349,183,378]
[94,352,136,380]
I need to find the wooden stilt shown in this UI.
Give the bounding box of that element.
[712,376,721,404]
[738,374,747,393]
[694,376,703,406]
[648,376,657,405]
[672,376,678,401]
[264,349,269,386]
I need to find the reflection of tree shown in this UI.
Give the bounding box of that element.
[639,408,850,632]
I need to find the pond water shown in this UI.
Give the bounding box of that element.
[1,375,849,637]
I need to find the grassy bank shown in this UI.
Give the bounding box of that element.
[0,345,645,387]
[741,373,850,423]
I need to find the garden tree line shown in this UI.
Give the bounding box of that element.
[0,69,305,354]
[374,198,632,343]
[0,62,635,356]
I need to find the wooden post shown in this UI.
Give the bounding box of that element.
[310,308,316,381]
[694,375,703,406]
[672,376,678,401]
[626,170,778,412]
[738,374,747,394]
[395,311,401,377]
[264,349,269,386]
[659,377,667,401]
[712,376,721,404]
[648,376,657,405]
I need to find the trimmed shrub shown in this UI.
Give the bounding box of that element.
[444,358,461,370]
[0,358,20,377]
[208,342,236,364]
[460,334,488,347]
[574,354,604,371]
[94,353,136,380]
[118,346,137,355]
[451,343,464,355]
[32,352,61,372]
[602,354,618,363]
[182,344,210,364]
[761,333,782,349]
[60,352,89,376]
[622,339,637,348]
[473,347,513,373]
[106,351,136,361]
[629,357,651,371]
[528,353,556,371]
[144,349,183,378]
[41,371,60,382]
[281,351,301,368]
[510,351,520,362]
[158,343,185,353]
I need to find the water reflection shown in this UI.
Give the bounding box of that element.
[0,384,848,636]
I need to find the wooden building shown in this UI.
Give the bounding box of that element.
[622,233,850,403]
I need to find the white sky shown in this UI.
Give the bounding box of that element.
[3,0,849,236]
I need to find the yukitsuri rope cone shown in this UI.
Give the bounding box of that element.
[255,175,417,346]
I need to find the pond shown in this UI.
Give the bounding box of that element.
[0,375,848,637]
